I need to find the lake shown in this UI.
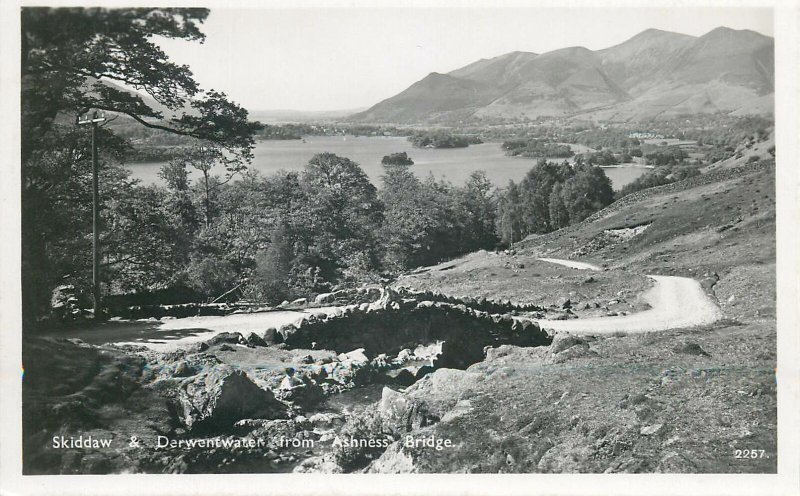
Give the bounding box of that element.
[125,136,649,190]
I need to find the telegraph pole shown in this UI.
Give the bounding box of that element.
[77,110,106,321]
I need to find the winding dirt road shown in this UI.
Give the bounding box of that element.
[534,258,722,334]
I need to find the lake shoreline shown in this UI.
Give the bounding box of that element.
[124,135,649,189]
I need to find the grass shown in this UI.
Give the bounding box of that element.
[374,155,777,473]
[387,318,776,473]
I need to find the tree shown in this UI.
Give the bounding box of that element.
[159,158,199,235]
[519,160,573,233]
[21,124,131,321]
[559,165,614,224]
[167,144,246,227]
[21,8,262,326]
[21,8,261,163]
[300,153,383,282]
[102,184,190,293]
[247,225,295,304]
[458,171,498,250]
[548,182,569,230]
[496,180,524,246]
[379,164,441,271]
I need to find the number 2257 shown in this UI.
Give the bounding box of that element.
[734,449,767,459]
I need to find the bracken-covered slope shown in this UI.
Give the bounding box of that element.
[350,27,773,123]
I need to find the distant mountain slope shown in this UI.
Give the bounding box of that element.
[350,27,773,123]
[351,72,501,123]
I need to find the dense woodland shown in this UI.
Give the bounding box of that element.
[30,135,615,315]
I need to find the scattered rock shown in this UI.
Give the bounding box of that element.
[293,354,315,364]
[656,451,695,472]
[640,423,663,436]
[263,328,283,345]
[245,332,267,347]
[550,345,598,364]
[205,332,245,347]
[338,348,369,364]
[308,412,343,428]
[173,361,195,377]
[549,333,585,354]
[700,272,719,292]
[673,341,711,357]
[188,341,209,353]
[291,298,308,306]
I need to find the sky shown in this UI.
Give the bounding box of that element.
[156,7,773,112]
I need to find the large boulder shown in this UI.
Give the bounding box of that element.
[245,332,267,347]
[549,332,586,354]
[314,293,335,305]
[404,369,481,419]
[337,348,369,364]
[378,387,435,435]
[378,369,481,435]
[262,328,283,345]
[177,365,287,432]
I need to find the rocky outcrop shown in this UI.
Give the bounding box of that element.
[378,369,482,435]
[177,365,288,432]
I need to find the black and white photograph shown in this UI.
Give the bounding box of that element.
[1,0,798,494]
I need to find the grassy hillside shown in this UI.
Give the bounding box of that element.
[390,152,776,473]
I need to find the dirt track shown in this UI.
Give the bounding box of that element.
[534,259,723,334]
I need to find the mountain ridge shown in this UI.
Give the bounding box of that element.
[350,27,774,123]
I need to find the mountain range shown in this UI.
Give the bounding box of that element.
[350,27,774,124]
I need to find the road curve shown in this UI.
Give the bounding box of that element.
[534,259,722,334]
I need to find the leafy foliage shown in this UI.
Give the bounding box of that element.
[496,160,614,244]
[21,8,261,325]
